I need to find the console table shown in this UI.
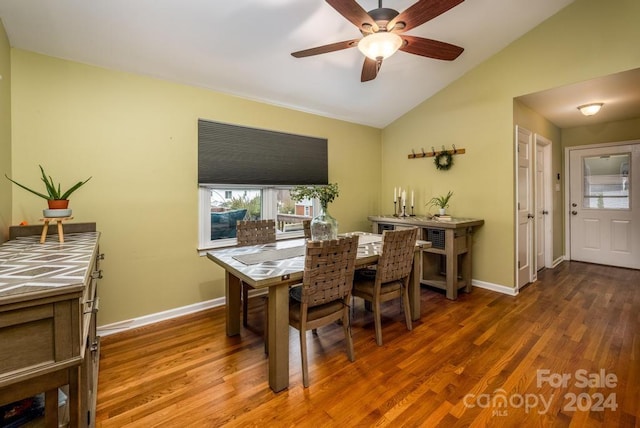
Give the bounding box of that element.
[368,215,484,300]
[0,225,102,427]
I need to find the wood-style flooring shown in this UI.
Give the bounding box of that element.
[96,261,639,427]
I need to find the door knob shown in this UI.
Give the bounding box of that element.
[572,203,577,207]
[542,210,549,215]
[527,214,535,219]
[571,211,578,215]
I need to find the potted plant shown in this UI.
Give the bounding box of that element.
[5,165,92,212]
[290,183,339,240]
[427,190,453,216]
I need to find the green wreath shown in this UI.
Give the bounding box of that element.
[434,151,453,170]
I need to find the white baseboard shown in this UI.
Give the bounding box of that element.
[552,256,565,268]
[97,297,226,337]
[472,279,518,296]
[98,279,518,337]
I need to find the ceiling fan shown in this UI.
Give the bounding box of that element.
[291,0,465,82]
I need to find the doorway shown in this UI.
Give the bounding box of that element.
[516,126,533,288]
[566,141,640,269]
[516,126,554,289]
[535,134,553,272]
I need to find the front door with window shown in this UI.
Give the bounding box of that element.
[568,142,640,269]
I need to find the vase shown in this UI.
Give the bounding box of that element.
[439,208,446,216]
[310,206,338,241]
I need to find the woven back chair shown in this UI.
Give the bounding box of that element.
[352,227,418,346]
[237,219,276,246]
[236,220,276,330]
[302,219,312,240]
[289,236,359,387]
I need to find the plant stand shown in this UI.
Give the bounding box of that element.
[40,217,73,243]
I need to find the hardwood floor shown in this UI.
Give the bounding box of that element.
[96,261,639,427]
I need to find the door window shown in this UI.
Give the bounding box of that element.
[582,153,630,209]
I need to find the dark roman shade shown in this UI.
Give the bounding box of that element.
[198,119,328,185]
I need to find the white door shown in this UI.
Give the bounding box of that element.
[516,126,533,288]
[568,142,640,269]
[535,134,553,271]
[535,144,546,270]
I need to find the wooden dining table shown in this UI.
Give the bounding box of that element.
[206,232,430,392]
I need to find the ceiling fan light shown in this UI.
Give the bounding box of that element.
[357,32,403,60]
[577,103,604,116]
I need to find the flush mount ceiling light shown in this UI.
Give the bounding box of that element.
[577,103,604,116]
[357,32,403,61]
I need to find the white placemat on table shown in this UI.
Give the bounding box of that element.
[233,245,306,265]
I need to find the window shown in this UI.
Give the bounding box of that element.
[198,185,317,250]
[197,119,327,251]
[582,153,630,209]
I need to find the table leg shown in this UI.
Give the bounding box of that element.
[44,388,58,428]
[463,230,473,293]
[40,220,50,244]
[268,284,290,392]
[225,272,241,336]
[409,249,421,321]
[445,229,458,300]
[68,367,79,428]
[57,220,65,243]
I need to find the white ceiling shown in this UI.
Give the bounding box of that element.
[0,0,600,128]
[517,67,640,129]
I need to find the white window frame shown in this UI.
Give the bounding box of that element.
[198,184,308,253]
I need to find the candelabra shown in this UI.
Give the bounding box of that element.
[402,203,407,217]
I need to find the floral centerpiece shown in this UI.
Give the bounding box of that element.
[290,183,339,240]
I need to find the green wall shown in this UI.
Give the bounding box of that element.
[562,117,640,147]
[382,0,640,288]
[0,20,10,243]
[9,50,382,325]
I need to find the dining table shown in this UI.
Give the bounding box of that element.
[206,232,430,392]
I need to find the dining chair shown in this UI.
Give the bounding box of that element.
[302,219,311,239]
[236,219,276,328]
[288,236,359,387]
[352,227,418,346]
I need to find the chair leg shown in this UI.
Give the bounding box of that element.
[402,287,412,331]
[242,282,249,327]
[300,328,309,388]
[342,306,355,362]
[373,297,383,346]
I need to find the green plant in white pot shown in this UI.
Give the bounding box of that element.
[5,165,92,215]
[427,191,453,216]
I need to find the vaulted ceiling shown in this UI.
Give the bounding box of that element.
[5,0,621,129]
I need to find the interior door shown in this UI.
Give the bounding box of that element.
[535,144,546,270]
[569,142,639,269]
[516,126,533,288]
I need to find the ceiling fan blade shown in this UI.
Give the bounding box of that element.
[326,0,378,33]
[389,0,464,33]
[291,39,360,58]
[361,57,381,82]
[399,35,464,60]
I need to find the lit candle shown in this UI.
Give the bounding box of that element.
[411,190,414,207]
